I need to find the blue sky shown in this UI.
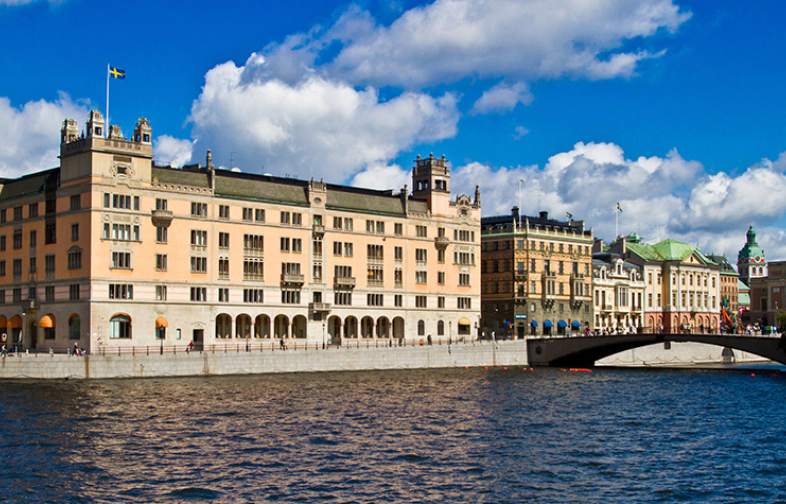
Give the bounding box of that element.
[1,0,785,261]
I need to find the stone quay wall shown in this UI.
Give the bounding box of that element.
[0,340,530,380]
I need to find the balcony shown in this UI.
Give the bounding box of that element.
[309,302,331,312]
[312,224,325,235]
[280,273,305,285]
[514,270,528,280]
[435,236,449,250]
[334,276,356,289]
[151,209,173,228]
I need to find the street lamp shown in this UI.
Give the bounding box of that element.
[322,321,326,349]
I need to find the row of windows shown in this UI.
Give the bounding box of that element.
[0,284,81,304]
[0,197,66,224]
[0,249,82,276]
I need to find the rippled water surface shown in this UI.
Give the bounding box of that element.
[2,366,786,503]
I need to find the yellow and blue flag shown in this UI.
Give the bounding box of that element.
[109,66,126,80]
[616,202,622,212]
[567,212,573,220]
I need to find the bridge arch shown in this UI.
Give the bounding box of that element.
[527,333,786,367]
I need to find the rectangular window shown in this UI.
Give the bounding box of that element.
[334,292,352,306]
[438,296,445,308]
[0,235,5,251]
[243,234,264,252]
[156,254,167,271]
[111,251,132,269]
[191,202,207,217]
[191,256,207,273]
[218,288,230,303]
[395,223,403,236]
[459,273,470,286]
[69,284,80,301]
[344,243,353,257]
[190,287,207,302]
[415,295,427,308]
[156,198,168,210]
[156,226,168,243]
[292,238,302,253]
[243,289,264,303]
[218,258,229,279]
[333,216,343,229]
[367,294,384,307]
[281,289,301,304]
[109,284,133,300]
[44,254,55,273]
[71,223,79,242]
[376,221,384,234]
[219,205,230,219]
[0,260,5,276]
[13,206,22,221]
[156,285,167,301]
[68,249,81,270]
[69,195,80,211]
[394,246,403,261]
[243,208,253,221]
[367,244,384,261]
[0,209,6,223]
[219,232,230,249]
[45,286,55,302]
[368,266,383,286]
[13,229,22,249]
[29,230,37,248]
[416,271,428,284]
[280,211,290,224]
[45,222,56,244]
[333,241,343,256]
[29,257,36,274]
[416,225,427,237]
[30,202,40,217]
[344,218,353,231]
[416,248,427,263]
[190,230,207,247]
[13,258,22,276]
[280,237,290,252]
[255,209,265,222]
[366,220,374,233]
[12,288,21,303]
[438,249,445,263]
[458,297,472,309]
[394,294,403,307]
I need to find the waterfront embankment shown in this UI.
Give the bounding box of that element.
[0,340,529,379]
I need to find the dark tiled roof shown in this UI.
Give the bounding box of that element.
[0,169,59,201]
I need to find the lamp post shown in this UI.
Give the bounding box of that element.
[322,321,326,349]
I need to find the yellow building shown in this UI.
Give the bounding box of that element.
[480,208,594,338]
[0,111,480,352]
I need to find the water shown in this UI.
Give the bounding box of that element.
[2,366,786,503]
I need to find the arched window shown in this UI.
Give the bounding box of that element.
[110,314,132,339]
[69,315,80,340]
[437,320,445,336]
[417,320,425,336]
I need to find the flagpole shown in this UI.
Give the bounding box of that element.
[615,204,619,239]
[105,63,110,138]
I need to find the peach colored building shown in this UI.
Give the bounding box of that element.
[0,111,480,352]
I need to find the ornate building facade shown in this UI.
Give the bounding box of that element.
[591,249,645,332]
[0,111,481,352]
[608,235,721,332]
[480,208,594,338]
[738,224,767,286]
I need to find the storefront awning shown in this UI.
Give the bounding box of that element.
[530,321,538,327]
[543,320,553,328]
[0,315,7,329]
[7,315,22,329]
[557,320,568,328]
[458,317,471,326]
[39,315,55,328]
[571,320,581,328]
[155,317,168,328]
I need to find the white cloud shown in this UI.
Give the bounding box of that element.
[188,55,459,181]
[513,126,529,140]
[448,142,786,260]
[154,135,194,168]
[326,0,690,88]
[471,82,533,115]
[349,162,410,191]
[0,93,87,178]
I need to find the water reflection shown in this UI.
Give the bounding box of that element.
[1,367,785,502]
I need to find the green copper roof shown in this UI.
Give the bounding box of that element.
[738,224,765,262]
[626,238,717,265]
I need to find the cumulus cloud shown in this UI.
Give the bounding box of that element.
[326,0,690,88]
[448,142,786,259]
[471,82,533,115]
[154,135,194,168]
[188,55,459,181]
[349,162,410,191]
[0,93,87,178]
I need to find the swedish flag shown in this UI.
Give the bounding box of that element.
[617,202,622,212]
[567,212,573,220]
[109,66,126,80]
